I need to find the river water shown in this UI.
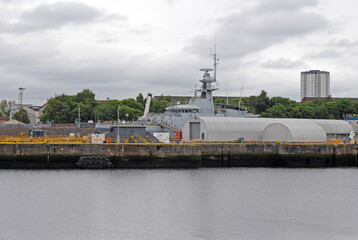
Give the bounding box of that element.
[1,168,358,240]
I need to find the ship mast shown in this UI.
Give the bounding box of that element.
[211,46,219,81]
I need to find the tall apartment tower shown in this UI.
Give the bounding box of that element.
[301,70,330,100]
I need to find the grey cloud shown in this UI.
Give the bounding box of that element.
[262,58,304,69]
[309,49,342,59]
[3,2,124,33]
[0,38,59,66]
[327,39,358,48]
[127,25,151,35]
[0,37,197,104]
[185,1,327,58]
[256,0,318,12]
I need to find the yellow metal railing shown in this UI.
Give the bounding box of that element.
[0,135,356,145]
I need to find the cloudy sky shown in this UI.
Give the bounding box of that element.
[0,0,357,105]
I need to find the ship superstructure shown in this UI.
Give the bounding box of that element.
[140,52,247,134]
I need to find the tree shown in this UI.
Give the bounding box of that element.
[41,99,72,123]
[254,90,270,114]
[40,90,101,123]
[315,105,330,119]
[136,93,146,105]
[179,96,188,104]
[0,99,15,116]
[291,104,316,119]
[352,102,358,114]
[151,100,169,113]
[150,95,172,113]
[215,98,226,105]
[261,103,288,118]
[13,109,30,124]
[229,97,250,112]
[336,98,355,119]
[120,98,144,112]
[324,101,340,119]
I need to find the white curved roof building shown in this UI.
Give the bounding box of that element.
[263,122,327,142]
[182,117,353,142]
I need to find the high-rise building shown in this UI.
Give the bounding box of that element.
[301,70,330,100]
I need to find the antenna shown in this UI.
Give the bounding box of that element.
[238,81,244,108]
[210,45,219,81]
[226,80,229,105]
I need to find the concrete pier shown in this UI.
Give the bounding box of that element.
[0,143,357,169]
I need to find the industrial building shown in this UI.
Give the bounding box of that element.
[344,114,358,133]
[95,124,154,142]
[10,104,41,125]
[182,117,352,142]
[301,70,330,100]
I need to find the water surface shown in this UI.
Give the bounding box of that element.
[1,168,358,240]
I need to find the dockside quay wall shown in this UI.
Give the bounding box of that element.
[0,143,357,169]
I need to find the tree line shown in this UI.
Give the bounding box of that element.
[215,90,358,119]
[2,89,358,124]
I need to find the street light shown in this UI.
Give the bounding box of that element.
[117,105,121,143]
[78,104,81,128]
[18,87,25,123]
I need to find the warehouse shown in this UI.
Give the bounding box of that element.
[182,117,353,142]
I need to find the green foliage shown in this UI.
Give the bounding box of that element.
[261,104,288,118]
[353,102,358,113]
[41,89,99,123]
[150,95,171,113]
[120,98,144,111]
[291,103,316,119]
[179,96,188,104]
[151,100,169,113]
[0,99,15,116]
[228,97,250,111]
[41,99,72,123]
[335,98,355,119]
[13,109,30,124]
[136,93,146,105]
[40,88,358,123]
[314,104,330,119]
[324,101,340,119]
[215,98,227,105]
[94,99,144,122]
[269,96,297,108]
[254,90,270,114]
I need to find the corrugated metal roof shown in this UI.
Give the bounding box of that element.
[312,120,353,134]
[263,122,327,142]
[182,117,353,141]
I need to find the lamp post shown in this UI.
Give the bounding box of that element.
[18,87,25,123]
[117,105,121,143]
[78,104,81,128]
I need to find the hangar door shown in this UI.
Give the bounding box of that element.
[190,122,200,139]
